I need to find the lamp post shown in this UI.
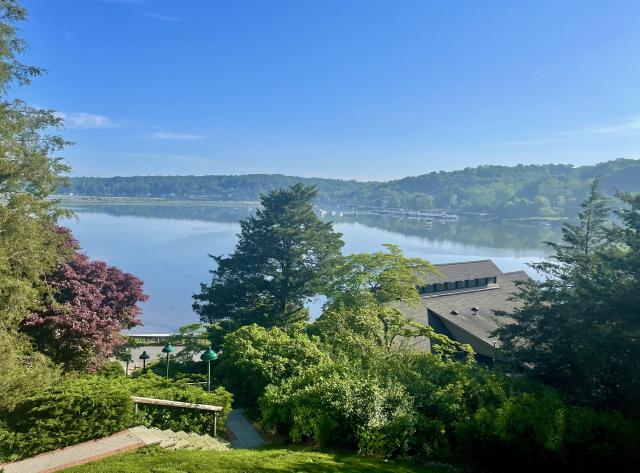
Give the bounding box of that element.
[139,350,150,371]
[162,342,174,379]
[200,346,218,392]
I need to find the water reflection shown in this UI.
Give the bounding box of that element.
[66,203,560,252]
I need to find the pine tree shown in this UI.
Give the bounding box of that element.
[495,181,628,411]
[194,184,343,328]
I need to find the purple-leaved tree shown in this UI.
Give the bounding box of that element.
[22,228,148,371]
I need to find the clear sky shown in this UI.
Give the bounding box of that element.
[18,0,640,180]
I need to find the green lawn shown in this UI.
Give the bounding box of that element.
[63,446,451,473]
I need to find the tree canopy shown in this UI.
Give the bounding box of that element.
[194,184,344,328]
[496,182,640,417]
[21,228,147,371]
[0,0,69,330]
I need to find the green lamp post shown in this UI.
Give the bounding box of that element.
[200,346,218,392]
[139,350,150,371]
[162,342,174,379]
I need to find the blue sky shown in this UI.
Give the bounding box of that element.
[19,0,640,180]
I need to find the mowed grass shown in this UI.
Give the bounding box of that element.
[63,446,451,473]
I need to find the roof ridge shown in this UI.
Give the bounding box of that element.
[434,259,493,266]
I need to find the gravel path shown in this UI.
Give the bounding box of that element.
[226,408,266,449]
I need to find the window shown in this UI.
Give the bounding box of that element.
[456,280,466,289]
[445,281,456,290]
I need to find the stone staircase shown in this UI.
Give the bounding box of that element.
[128,426,230,451]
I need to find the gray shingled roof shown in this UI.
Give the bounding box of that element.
[420,259,502,285]
[403,268,530,358]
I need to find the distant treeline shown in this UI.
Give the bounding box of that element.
[61,158,640,218]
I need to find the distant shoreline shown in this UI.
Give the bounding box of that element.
[53,195,260,207]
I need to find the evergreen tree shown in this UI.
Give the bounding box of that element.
[0,0,69,330]
[193,184,343,328]
[496,181,640,416]
[0,0,68,406]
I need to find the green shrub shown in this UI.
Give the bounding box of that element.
[0,376,133,462]
[562,407,640,472]
[130,373,233,436]
[261,366,418,458]
[0,373,233,462]
[216,324,329,406]
[98,360,126,378]
[456,389,566,470]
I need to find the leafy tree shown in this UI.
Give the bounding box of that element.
[319,244,470,356]
[22,228,147,371]
[0,0,68,411]
[0,0,69,330]
[194,184,343,328]
[496,182,640,416]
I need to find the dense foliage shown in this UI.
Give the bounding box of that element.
[0,0,70,415]
[0,330,60,411]
[496,182,640,418]
[0,373,233,462]
[61,159,640,218]
[0,0,69,331]
[206,228,640,472]
[194,184,343,328]
[214,304,640,472]
[216,324,330,407]
[21,227,148,371]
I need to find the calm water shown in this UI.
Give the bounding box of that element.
[61,203,561,333]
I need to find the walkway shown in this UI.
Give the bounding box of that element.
[0,429,146,473]
[226,408,265,449]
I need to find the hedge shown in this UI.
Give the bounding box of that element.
[0,373,232,462]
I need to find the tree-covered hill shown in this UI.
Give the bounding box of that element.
[60,158,640,218]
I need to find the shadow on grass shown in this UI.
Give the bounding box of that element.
[63,445,452,473]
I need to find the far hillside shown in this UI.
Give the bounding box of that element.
[61,158,640,218]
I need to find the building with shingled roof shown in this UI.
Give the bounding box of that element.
[403,260,529,362]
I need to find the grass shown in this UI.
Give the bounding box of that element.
[63,446,452,473]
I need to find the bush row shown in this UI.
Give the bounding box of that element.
[0,371,232,462]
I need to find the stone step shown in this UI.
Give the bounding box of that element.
[129,426,230,451]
